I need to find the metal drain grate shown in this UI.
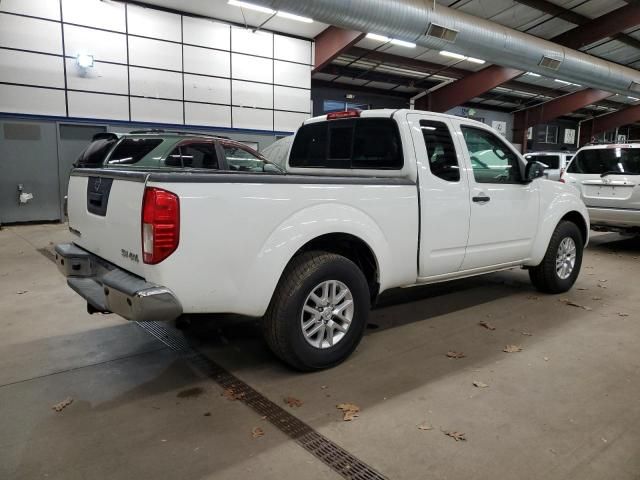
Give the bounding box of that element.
[137,321,387,480]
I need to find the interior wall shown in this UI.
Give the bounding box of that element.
[528,119,579,152]
[0,0,313,134]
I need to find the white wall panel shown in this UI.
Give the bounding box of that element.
[232,53,272,83]
[233,107,273,131]
[274,35,311,64]
[127,4,181,42]
[184,74,230,104]
[66,59,128,94]
[61,0,126,32]
[231,27,273,58]
[0,84,65,116]
[183,45,230,77]
[0,50,64,88]
[274,86,310,113]
[0,14,62,54]
[274,111,309,133]
[130,67,182,100]
[185,102,231,128]
[183,17,230,50]
[274,61,310,89]
[131,97,183,124]
[128,36,182,71]
[64,25,127,64]
[68,91,129,120]
[0,0,60,20]
[232,80,272,109]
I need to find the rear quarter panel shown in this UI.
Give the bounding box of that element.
[143,179,419,317]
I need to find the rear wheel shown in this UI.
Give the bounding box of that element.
[263,251,370,371]
[529,221,583,293]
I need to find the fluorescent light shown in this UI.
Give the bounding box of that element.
[227,0,275,15]
[390,39,416,48]
[466,56,485,64]
[276,11,313,23]
[525,72,541,77]
[76,54,94,68]
[628,96,640,101]
[440,50,466,60]
[366,33,390,42]
[554,79,572,85]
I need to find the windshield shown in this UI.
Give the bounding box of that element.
[567,147,640,175]
[524,154,560,169]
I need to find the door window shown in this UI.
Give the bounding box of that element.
[222,143,278,172]
[462,126,523,184]
[165,142,219,169]
[420,120,459,182]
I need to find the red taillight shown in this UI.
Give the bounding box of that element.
[327,110,361,120]
[142,187,179,264]
[559,169,565,183]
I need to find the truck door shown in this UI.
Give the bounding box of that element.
[453,121,539,269]
[408,113,471,277]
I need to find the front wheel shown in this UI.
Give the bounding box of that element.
[529,221,584,293]
[262,251,370,371]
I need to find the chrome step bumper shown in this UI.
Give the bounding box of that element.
[54,243,182,322]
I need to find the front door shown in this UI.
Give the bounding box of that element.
[408,113,471,277]
[454,122,539,270]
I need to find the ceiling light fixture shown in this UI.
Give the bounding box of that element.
[466,56,485,64]
[228,0,275,15]
[439,50,466,60]
[366,33,391,42]
[390,39,416,48]
[276,11,313,23]
[525,72,541,77]
[554,79,572,85]
[628,96,640,101]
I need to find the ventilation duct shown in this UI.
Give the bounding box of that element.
[251,0,640,97]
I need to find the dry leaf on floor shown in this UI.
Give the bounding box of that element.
[473,381,489,388]
[15,290,28,295]
[444,430,466,441]
[478,320,496,331]
[597,284,608,289]
[336,403,360,421]
[222,387,245,401]
[251,427,264,439]
[559,298,592,311]
[618,312,630,317]
[543,357,550,361]
[52,397,73,412]
[527,295,540,300]
[503,345,523,353]
[521,331,533,336]
[446,351,466,359]
[577,287,588,291]
[598,279,608,283]
[417,423,433,431]
[284,396,303,408]
[592,296,602,301]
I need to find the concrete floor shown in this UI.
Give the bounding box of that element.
[1,223,639,480]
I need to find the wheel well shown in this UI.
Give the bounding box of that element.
[294,233,380,301]
[561,211,588,244]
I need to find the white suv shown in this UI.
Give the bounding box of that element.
[562,143,640,234]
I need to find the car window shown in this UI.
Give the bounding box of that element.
[524,154,560,170]
[105,138,163,166]
[290,118,403,170]
[567,148,640,174]
[75,135,118,168]
[462,126,523,184]
[222,143,278,172]
[165,142,219,169]
[420,120,459,182]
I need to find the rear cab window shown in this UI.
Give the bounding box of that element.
[222,142,281,173]
[164,141,219,169]
[105,138,164,167]
[290,117,404,170]
[75,134,119,168]
[567,147,640,175]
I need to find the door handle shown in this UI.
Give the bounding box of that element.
[472,195,491,203]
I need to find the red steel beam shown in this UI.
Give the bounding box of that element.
[551,4,640,50]
[314,26,365,72]
[579,104,640,146]
[513,89,613,151]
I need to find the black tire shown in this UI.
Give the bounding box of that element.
[262,251,370,371]
[529,221,583,294]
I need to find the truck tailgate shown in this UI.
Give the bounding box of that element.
[67,170,147,277]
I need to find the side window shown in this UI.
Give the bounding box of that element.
[106,138,163,166]
[461,126,523,184]
[223,143,272,172]
[165,142,218,169]
[420,120,459,182]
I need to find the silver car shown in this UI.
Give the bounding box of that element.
[562,143,640,234]
[524,151,574,181]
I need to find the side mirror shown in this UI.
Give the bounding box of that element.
[525,160,547,182]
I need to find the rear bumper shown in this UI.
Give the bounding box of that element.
[54,243,182,322]
[588,207,640,229]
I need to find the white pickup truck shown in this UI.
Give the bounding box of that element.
[56,109,589,370]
